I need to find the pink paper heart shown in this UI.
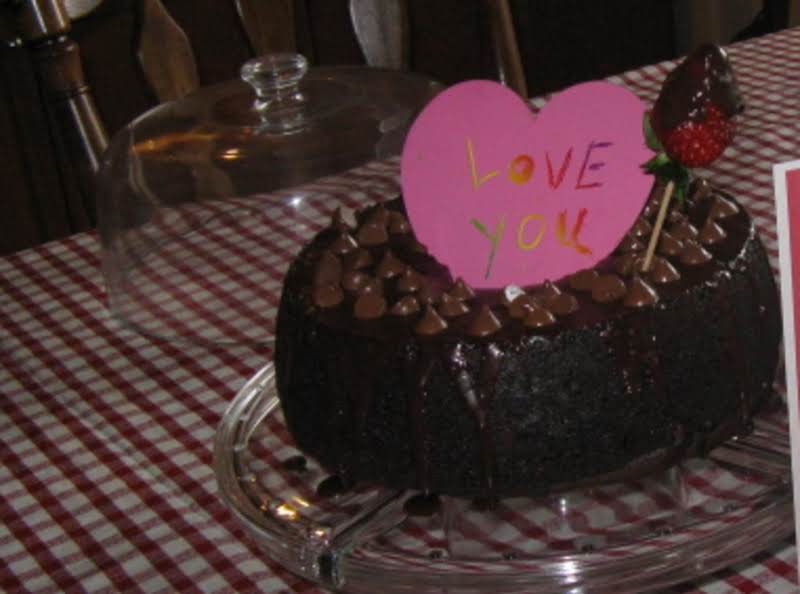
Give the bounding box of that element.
[401,80,653,288]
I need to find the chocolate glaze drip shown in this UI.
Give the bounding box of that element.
[476,344,503,494]
[449,343,504,495]
[407,349,436,490]
[613,327,643,397]
[648,347,667,404]
[715,280,753,450]
[351,342,384,440]
[328,344,353,478]
[623,324,676,453]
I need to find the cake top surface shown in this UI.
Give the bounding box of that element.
[291,178,752,341]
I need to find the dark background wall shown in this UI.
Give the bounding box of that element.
[0,0,684,254]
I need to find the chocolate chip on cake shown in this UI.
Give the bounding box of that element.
[467,305,502,337]
[357,222,389,247]
[648,256,681,284]
[591,274,627,304]
[391,295,420,316]
[377,250,406,279]
[388,211,411,234]
[343,248,373,271]
[624,277,659,308]
[330,232,358,255]
[680,239,713,265]
[438,293,470,318]
[523,305,556,328]
[313,283,343,308]
[699,219,727,245]
[415,305,448,335]
[449,278,476,300]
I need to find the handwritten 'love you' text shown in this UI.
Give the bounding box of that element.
[466,138,610,279]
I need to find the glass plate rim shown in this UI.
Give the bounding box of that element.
[214,362,794,593]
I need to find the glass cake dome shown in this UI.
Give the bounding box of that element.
[97,54,441,345]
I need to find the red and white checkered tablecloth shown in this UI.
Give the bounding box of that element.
[3,27,800,594]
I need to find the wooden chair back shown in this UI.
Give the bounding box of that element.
[7,0,294,236]
[349,0,527,97]
[2,0,525,251]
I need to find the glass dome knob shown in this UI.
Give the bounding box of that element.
[240,53,309,131]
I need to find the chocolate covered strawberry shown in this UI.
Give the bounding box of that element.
[651,44,742,165]
[644,44,744,196]
[640,44,743,273]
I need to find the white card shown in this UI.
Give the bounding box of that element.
[773,158,800,572]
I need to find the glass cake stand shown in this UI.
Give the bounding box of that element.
[97,54,440,346]
[214,364,794,593]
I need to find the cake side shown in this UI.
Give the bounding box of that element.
[274,183,781,497]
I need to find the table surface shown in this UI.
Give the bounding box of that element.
[3,27,800,594]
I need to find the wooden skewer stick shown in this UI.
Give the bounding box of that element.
[641,180,675,273]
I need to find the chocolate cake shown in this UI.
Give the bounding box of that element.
[274,179,781,497]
